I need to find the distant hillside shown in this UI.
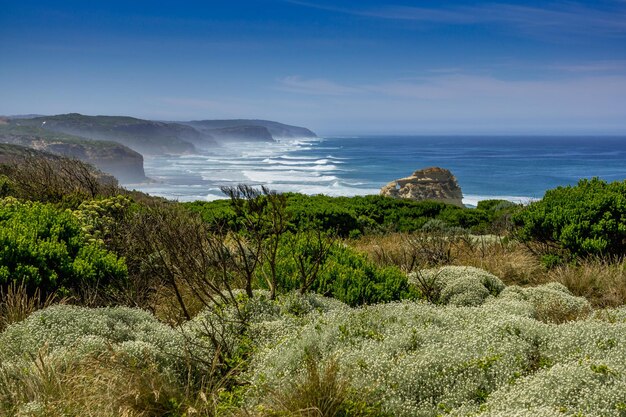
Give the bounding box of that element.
[16,113,216,155]
[185,119,317,140]
[8,114,318,157]
[203,125,274,142]
[0,122,147,183]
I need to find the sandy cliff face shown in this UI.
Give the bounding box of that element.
[0,126,147,184]
[380,167,464,207]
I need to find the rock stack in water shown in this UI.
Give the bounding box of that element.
[380,167,464,207]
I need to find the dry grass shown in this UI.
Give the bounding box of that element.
[255,355,362,417]
[351,233,542,286]
[0,282,62,331]
[0,347,225,417]
[151,281,208,325]
[543,258,626,308]
[351,233,626,308]
[454,236,543,286]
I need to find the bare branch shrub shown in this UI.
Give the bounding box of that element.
[0,155,118,203]
[221,185,290,300]
[129,203,241,320]
[410,269,443,304]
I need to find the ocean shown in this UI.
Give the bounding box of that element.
[132,136,626,206]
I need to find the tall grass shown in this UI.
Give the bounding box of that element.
[254,354,382,417]
[0,282,60,331]
[0,336,237,417]
[544,258,626,308]
[0,348,191,417]
[351,233,542,285]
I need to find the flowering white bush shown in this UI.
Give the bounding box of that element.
[246,292,626,416]
[2,285,625,416]
[409,266,506,306]
[493,282,591,323]
[181,290,349,355]
[0,305,204,382]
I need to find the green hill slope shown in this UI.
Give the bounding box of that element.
[17,113,216,155]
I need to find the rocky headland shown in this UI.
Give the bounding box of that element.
[380,167,464,207]
[203,125,275,142]
[0,123,147,183]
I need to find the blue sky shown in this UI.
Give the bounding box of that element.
[1,0,625,134]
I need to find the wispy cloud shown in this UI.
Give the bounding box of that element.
[279,75,363,95]
[546,60,626,73]
[275,72,626,131]
[285,1,626,37]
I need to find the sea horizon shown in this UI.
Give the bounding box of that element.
[130,135,626,206]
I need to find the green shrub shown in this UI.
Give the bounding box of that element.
[185,193,509,237]
[0,197,127,295]
[0,176,12,198]
[268,234,418,306]
[184,199,237,229]
[514,178,626,259]
[72,195,133,246]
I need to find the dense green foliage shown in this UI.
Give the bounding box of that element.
[515,178,626,260]
[269,233,417,306]
[0,197,127,295]
[186,194,517,237]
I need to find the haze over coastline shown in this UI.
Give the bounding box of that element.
[1,0,625,135]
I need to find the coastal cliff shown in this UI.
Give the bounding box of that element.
[380,167,464,207]
[185,119,316,140]
[0,143,118,186]
[0,123,147,183]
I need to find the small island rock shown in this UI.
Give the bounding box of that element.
[380,167,464,207]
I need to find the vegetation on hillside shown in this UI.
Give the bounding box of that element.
[16,114,201,154]
[1,157,626,416]
[185,194,518,237]
[0,123,124,149]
